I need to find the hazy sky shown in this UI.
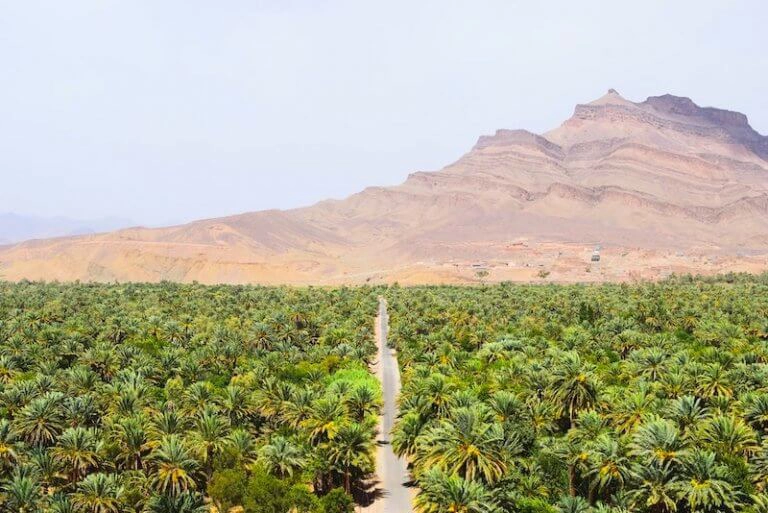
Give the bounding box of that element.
[1,1,766,226]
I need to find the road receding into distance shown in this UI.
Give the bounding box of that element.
[363,298,415,513]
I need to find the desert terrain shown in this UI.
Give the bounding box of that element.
[2,90,768,285]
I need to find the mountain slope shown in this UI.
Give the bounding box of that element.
[2,90,768,284]
[0,213,133,245]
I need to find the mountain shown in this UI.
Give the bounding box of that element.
[2,90,768,284]
[0,213,133,245]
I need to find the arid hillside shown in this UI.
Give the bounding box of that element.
[3,90,768,284]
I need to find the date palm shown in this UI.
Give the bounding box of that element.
[744,393,768,431]
[345,385,380,422]
[550,352,601,427]
[558,495,591,513]
[0,418,20,470]
[180,381,218,418]
[303,396,348,445]
[259,435,306,479]
[627,462,678,513]
[416,373,456,417]
[151,408,189,437]
[72,473,124,513]
[629,418,687,467]
[325,422,374,492]
[47,492,76,513]
[667,395,709,433]
[698,415,759,458]
[586,435,630,503]
[392,412,426,459]
[673,450,739,512]
[30,446,67,490]
[110,416,152,471]
[610,390,657,434]
[51,426,103,483]
[187,408,230,480]
[282,387,317,429]
[148,435,200,495]
[1,465,42,513]
[15,393,65,446]
[226,428,258,467]
[696,363,733,399]
[415,468,498,513]
[219,384,255,427]
[417,405,507,484]
[145,491,208,513]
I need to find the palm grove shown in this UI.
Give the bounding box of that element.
[0,282,381,513]
[5,276,768,513]
[387,276,768,513]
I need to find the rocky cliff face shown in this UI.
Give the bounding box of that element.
[2,91,767,284]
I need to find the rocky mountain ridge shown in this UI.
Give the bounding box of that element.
[2,90,767,284]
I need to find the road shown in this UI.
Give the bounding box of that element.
[362,298,415,513]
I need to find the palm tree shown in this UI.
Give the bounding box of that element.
[219,384,255,427]
[71,473,124,513]
[585,435,631,504]
[417,405,508,484]
[110,416,152,471]
[629,418,687,467]
[148,435,199,495]
[325,423,375,493]
[145,491,208,513]
[414,468,498,513]
[627,462,678,513]
[151,408,189,437]
[226,428,258,467]
[550,352,601,427]
[15,393,65,446]
[416,373,456,417]
[180,381,218,418]
[696,363,733,399]
[30,446,67,491]
[391,412,426,459]
[558,495,591,513]
[610,390,657,434]
[303,396,348,445]
[698,415,759,458]
[259,435,306,479]
[0,418,20,470]
[187,408,230,480]
[551,436,590,498]
[673,450,740,512]
[346,385,380,422]
[744,393,768,431]
[667,395,709,433]
[1,465,43,513]
[282,387,317,429]
[47,492,77,513]
[52,426,103,483]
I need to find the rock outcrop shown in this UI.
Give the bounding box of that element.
[2,90,767,284]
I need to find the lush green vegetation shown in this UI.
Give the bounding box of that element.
[8,275,768,513]
[387,276,768,513]
[0,282,380,512]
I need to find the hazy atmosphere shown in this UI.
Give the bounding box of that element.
[4,5,768,513]
[2,0,767,225]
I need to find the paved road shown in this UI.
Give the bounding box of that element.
[362,298,414,513]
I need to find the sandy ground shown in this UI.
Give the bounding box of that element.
[362,298,415,513]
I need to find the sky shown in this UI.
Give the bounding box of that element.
[1,1,766,226]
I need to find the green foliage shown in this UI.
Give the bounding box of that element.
[208,469,247,512]
[386,277,768,513]
[317,488,355,513]
[0,282,380,512]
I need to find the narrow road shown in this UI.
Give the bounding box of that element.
[363,298,415,513]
